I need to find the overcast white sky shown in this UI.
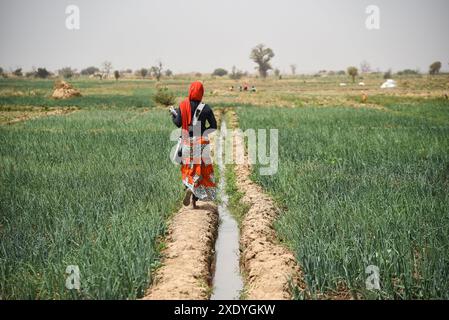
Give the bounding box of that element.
[0,0,448,74]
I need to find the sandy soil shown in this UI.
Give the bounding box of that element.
[230,111,304,300]
[143,203,218,300]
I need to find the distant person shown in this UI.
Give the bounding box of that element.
[361,92,368,103]
[250,85,257,93]
[170,81,217,209]
[239,86,243,92]
[229,85,234,91]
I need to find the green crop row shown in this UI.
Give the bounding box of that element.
[0,109,182,299]
[236,102,449,299]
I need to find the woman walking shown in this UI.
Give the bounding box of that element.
[171,81,217,208]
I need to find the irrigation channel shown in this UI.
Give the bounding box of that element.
[210,118,244,300]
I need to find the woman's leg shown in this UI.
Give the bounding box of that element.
[183,188,192,206]
[192,194,199,209]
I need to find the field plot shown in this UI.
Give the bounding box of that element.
[1,76,448,300]
[237,102,449,299]
[0,109,181,299]
[0,79,158,110]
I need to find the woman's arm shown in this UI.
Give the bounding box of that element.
[171,107,182,128]
[205,105,217,132]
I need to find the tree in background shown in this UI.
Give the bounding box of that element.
[383,69,392,79]
[58,67,75,79]
[36,68,51,79]
[250,44,274,78]
[137,68,149,79]
[229,66,244,80]
[102,61,113,78]
[13,68,23,77]
[212,68,228,77]
[0,67,3,77]
[114,70,120,81]
[290,64,297,75]
[429,61,442,75]
[150,62,163,81]
[274,68,280,78]
[165,69,173,77]
[360,61,371,74]
[347,66,358,83]
[81,66,100,76]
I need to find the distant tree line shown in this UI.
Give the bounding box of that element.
[0,54,446,81]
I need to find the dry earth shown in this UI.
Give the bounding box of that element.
[143,202,218,300]
[5,108,78,125]
[229,111,304,300]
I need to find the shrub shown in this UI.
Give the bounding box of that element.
[58,67,75,79]
[81,66,100,76]
[153,86,176,106]
[397,69,419,76]
[25,71,35,78]
[36,68,51,79]
[13,68,23,77]
[213,68,228,77]
[229,66,244,80]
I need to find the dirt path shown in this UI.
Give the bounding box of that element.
[144,111,223,300]
[229,111,304,300]
[143,203,218,300]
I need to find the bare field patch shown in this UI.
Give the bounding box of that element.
[1,106,78,125]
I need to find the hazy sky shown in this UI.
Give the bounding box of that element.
[1,0,448,74]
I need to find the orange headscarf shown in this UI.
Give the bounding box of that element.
[180,81,204,131]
